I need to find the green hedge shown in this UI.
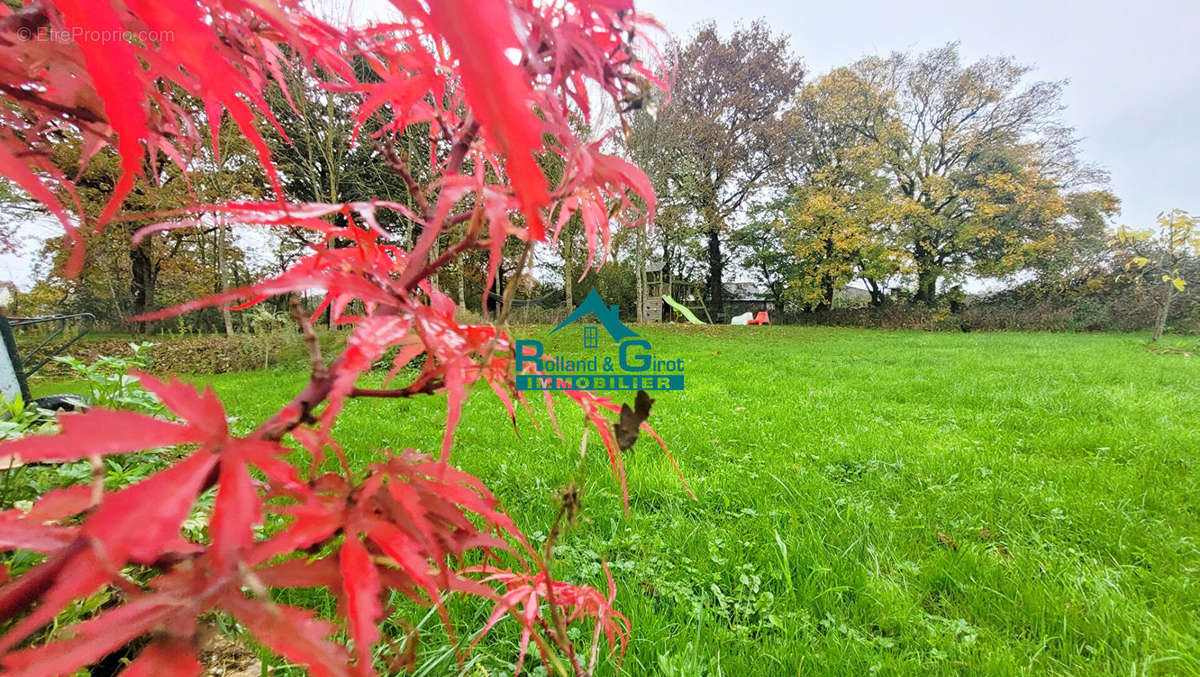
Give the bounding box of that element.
[17,330,346,378]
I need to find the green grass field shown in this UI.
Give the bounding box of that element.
[36,327,1200,674]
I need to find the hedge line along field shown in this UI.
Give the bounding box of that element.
[36,327,1200,674]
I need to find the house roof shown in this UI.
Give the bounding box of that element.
[727,281,767,299]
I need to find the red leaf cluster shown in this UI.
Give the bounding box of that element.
[0,0,348,273]
[467,563,630,674]
[0,0,675,674]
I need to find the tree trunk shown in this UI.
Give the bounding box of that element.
[817,276,834,313]
[635,225,645,322]
[915,270,938,305]
[485,265,505,318]
[865,278,886,307]
[562,223,575,314]
[1152,284,1176,342]
[816,236,835,312]
[769,284,785,311]
[324,232,350,329]
[563,246,574,314]
[130,241,155,334]
[706,229,724,319]
[563,266,573,315]
[912,244,939,305]
[457,260,467,307]
[217,219,234,336]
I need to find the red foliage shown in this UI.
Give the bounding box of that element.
[466,563,630,674]
[0,0,673,674]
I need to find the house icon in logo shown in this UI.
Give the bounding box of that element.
[550,288,638,342]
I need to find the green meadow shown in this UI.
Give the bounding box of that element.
[37,327,1200,674]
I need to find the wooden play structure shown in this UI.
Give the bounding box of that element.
[643,261,713,324]
[641,262,773,326]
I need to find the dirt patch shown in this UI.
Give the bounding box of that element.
[199,626,262,677]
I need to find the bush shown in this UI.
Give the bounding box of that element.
[786,305,961,331]
[20,331,344,378]
[0,1,673,675]
[963,280,1198,333]
[777,275,1198,334]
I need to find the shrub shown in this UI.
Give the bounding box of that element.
[0,1,677,675]
[21,332,344,377]
[780,277,1199,334]
[52,342,163,412]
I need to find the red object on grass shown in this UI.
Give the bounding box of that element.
[748,311,771,325]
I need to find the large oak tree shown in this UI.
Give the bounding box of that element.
[846,43,1116,303]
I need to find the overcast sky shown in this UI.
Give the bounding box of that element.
[638,0,1200,232]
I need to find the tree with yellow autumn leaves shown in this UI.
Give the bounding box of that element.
[770,68,897,311]
[1114,210,1199,340]
[768,44,1120,307]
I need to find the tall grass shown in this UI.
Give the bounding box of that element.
[36,327,1200,674]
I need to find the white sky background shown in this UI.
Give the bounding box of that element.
[2,0,1196,291]
[638,0,1200,233]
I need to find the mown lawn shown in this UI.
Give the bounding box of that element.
[36,326,1200,674]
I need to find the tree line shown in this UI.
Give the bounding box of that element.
[615,22,1194,337]
[628,25,1117,313]
[3,21,1196,337]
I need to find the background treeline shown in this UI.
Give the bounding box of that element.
[2,23,1196,336]
[619,23,1197,335]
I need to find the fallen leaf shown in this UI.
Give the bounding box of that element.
[614,390,653,451]
[936,532,958,551]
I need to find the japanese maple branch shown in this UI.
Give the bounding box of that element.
[349,368,443,399]
[378,139,431,217]
[253,117,488,443]
[398,116,482,290]
[290,296,325,379]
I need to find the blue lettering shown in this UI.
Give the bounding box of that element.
[515,340,543,372]
[619,339,652,372]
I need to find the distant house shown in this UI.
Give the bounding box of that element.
[727,281,768,301]
[835,285,872,306]
[726,281,775,316]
